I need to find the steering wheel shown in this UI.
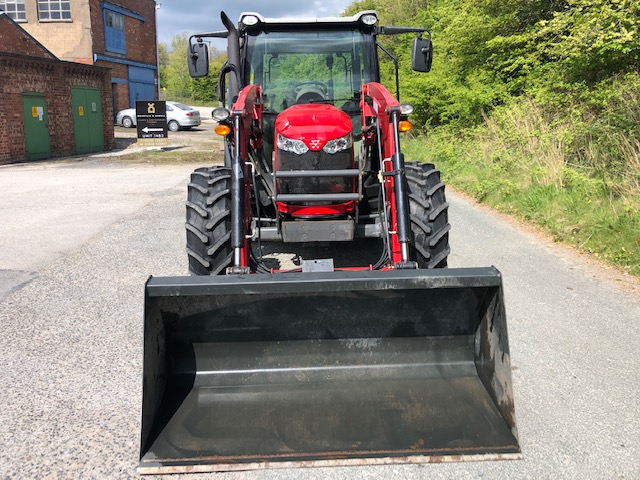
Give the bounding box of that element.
[292,81,328,104]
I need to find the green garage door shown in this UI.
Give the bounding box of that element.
[72,87,104,154]
[22,93,51,161]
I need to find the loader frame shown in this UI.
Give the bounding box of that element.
[225,81,416,271]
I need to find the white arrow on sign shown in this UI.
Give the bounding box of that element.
[142,126,164,133]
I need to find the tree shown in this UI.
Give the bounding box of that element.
[158,42,169,98]
[191,47,226,104]
[163,33,192,100]
[159,34,226,105]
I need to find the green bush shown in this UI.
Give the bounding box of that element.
[405,87,640,274]
[159,34,225,105]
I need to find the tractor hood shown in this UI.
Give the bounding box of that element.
[275,104,352,151]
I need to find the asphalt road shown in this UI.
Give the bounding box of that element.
[0,156,638,479]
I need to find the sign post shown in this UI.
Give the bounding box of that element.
[136,101,168,147]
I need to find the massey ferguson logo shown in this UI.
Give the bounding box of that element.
[308,139,323,151]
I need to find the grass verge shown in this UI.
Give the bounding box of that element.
[112,150,223,165]
[405,98,640,276]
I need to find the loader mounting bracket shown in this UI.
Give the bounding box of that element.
[225,266,251,275]
[394,261,418,269]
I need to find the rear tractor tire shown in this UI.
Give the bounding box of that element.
[185,166,233,275]
[405,161,451,268]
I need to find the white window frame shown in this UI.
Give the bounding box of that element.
[0,0,27,22]
[37,0,72,22]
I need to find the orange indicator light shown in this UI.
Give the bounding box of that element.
[398,121,413,132]
[214,124,232,136]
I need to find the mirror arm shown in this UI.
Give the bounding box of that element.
[189,31,229,41]
[376,26,430,36]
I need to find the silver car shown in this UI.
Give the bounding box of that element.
[116,101,202,131]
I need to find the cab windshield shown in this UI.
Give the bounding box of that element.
[244,30,375,117]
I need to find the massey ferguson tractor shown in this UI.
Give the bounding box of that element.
[139,11,520,474]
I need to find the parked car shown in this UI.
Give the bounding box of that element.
[116,101,201,131]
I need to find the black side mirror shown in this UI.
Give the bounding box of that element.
[412,36,433,73]
[188,42,209,78]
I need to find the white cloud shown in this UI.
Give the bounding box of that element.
[156,1,353,49]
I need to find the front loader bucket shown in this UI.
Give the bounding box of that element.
[139,268,520,474]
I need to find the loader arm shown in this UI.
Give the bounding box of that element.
[228,85,263,272]
[361,82,412,267]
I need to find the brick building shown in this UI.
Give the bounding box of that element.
[0,0,159,117]
[0,13,114,163]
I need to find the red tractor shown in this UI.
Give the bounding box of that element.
[184,11,448,274]
[139,11,520,474]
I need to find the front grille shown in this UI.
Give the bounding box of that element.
[277,149,353,204]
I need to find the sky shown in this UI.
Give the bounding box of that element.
[156,1,354,50]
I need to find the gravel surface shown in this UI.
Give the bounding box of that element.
[0,158,638,479]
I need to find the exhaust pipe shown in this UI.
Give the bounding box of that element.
[221,11,241,101]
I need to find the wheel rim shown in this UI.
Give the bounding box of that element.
[123,117,132,128]
[169,121,179,132]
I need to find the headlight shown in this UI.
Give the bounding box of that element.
[323,134,353,154]
[277,135,309,155]
[400,103,414,115]
[211,107,230,121]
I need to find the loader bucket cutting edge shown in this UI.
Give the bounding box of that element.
[139,267,520,473]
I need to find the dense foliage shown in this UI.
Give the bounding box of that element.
[344,0,639,274]
[347,0,639,126]
[159,33,225,104]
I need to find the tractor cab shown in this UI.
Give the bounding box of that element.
[237,12,382,214]
[188,10,431,170]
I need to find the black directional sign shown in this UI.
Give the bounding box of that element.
[136,100,168,140]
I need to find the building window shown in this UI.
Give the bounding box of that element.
[0,0,26,22]
[105,10,123,30]
[104,9,125,54]
[37,0,71,21]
